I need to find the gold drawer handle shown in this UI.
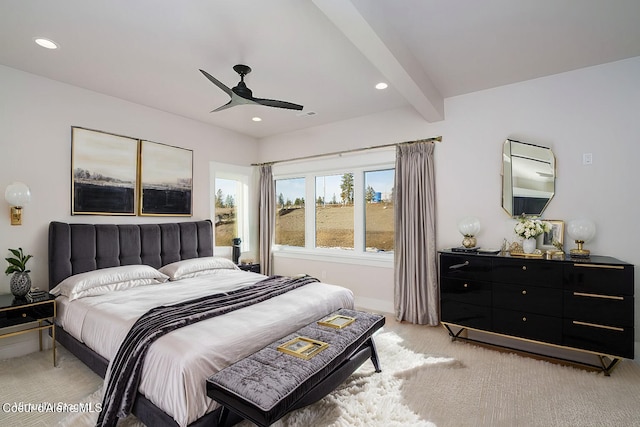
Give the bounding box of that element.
[449,261,470,270]
[573,292,624,301]
[573,263,624,270]
[522,290,527,295]
[572,320,624,332]
[22,313,27,318]
[522,317,527,322]
[463,283,468,288]
[522,266,527,271]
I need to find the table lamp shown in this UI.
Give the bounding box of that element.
[567,219,596,258]
[458,216,480,248]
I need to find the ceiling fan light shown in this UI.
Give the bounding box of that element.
[375,82,388,90]
[252,117,262,122]
[34,38,59,49]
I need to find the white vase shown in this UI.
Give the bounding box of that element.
[522,238,536,254]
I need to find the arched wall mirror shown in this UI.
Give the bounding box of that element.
[502,139,556,217]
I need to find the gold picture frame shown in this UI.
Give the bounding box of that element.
[71,127,138,215]
[537,220,564,251]
[318,314,355,329]
[139,140,193,216]
[277,336,329,360]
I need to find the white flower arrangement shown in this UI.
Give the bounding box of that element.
[514,217,552,240]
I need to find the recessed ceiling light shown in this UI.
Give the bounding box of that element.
[296,111,317,117]
[375,82,388,90]
[252,117,262,122]
[34,38,59,49]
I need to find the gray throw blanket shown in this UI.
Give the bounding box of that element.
[96,274,319,427]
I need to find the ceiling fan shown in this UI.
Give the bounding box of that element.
[199,64,303,112]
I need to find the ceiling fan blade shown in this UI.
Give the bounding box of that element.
[199,69,232,97]
[253,97,303,111]
[211,100,235,112]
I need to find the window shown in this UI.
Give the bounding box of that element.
[272,149,395,262]
[210,162,252,253]
[315,174,354,250]
[275,177,305,247]
[214,178,238,246]
[364,169,394,252]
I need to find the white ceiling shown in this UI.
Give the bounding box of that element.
[2,0,639,139]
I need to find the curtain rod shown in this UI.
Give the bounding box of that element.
[251,136,442,167]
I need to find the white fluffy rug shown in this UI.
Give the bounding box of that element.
[60,331,449,426]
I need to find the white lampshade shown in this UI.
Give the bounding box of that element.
[5,182,31,207]
[567,219,596,242]
[567,218,595,258]
[458,216,480,237]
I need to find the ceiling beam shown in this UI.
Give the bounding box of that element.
[313,0,444,122]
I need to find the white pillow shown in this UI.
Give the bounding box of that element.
[159,256,239,281]
[50,264,169,301]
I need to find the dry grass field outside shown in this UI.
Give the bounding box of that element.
[276,203,394,250]
[215,207,236,246]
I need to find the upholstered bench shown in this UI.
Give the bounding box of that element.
[206,308,385,427]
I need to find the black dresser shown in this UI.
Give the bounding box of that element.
[439,250,634,374]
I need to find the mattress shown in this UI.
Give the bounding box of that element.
[55,269,354,426]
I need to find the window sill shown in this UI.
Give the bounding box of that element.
[272,247,394,268]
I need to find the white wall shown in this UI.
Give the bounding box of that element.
[0,65,258,295]
[259,57,640,340]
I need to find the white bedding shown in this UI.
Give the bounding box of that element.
[56,269,355,426]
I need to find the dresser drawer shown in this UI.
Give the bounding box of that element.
[493,258,563,288]
[440,300,491,330]
[563,263,634,296]
[493,283,562,316]
[563,320,634,359]
[440,254,492,281]
[440,277,491,306]
[564,291,633,327]
[492,308,562,344]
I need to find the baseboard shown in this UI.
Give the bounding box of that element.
[354,296,393,314]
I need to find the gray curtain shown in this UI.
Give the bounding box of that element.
[394,142,438,325]
[259,165,275,276]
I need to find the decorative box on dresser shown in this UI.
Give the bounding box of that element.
[439,250,634,375]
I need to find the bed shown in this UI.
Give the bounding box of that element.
[48,220,355,427]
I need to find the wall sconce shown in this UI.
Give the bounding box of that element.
[567,219,596,258]
[5,182,31,226]
[457,216,481,248]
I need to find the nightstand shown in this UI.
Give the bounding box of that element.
[238,263,261,274]
[0,293,56,366]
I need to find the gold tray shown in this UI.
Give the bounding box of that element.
[318,314,355,329]
[277,336,329,360]
[509,251,543,258]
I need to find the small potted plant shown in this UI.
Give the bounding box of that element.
[5,248,33,297]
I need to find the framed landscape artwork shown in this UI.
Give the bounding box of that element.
[139,140,193,216]
[71,127,138,215]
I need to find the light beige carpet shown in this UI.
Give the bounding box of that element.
[382,318,640,427]
[0,345,102,427]
[2,318,640,427]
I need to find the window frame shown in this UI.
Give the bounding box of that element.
[272,149,394,268]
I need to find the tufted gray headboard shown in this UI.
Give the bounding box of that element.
[48,220,213,290]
